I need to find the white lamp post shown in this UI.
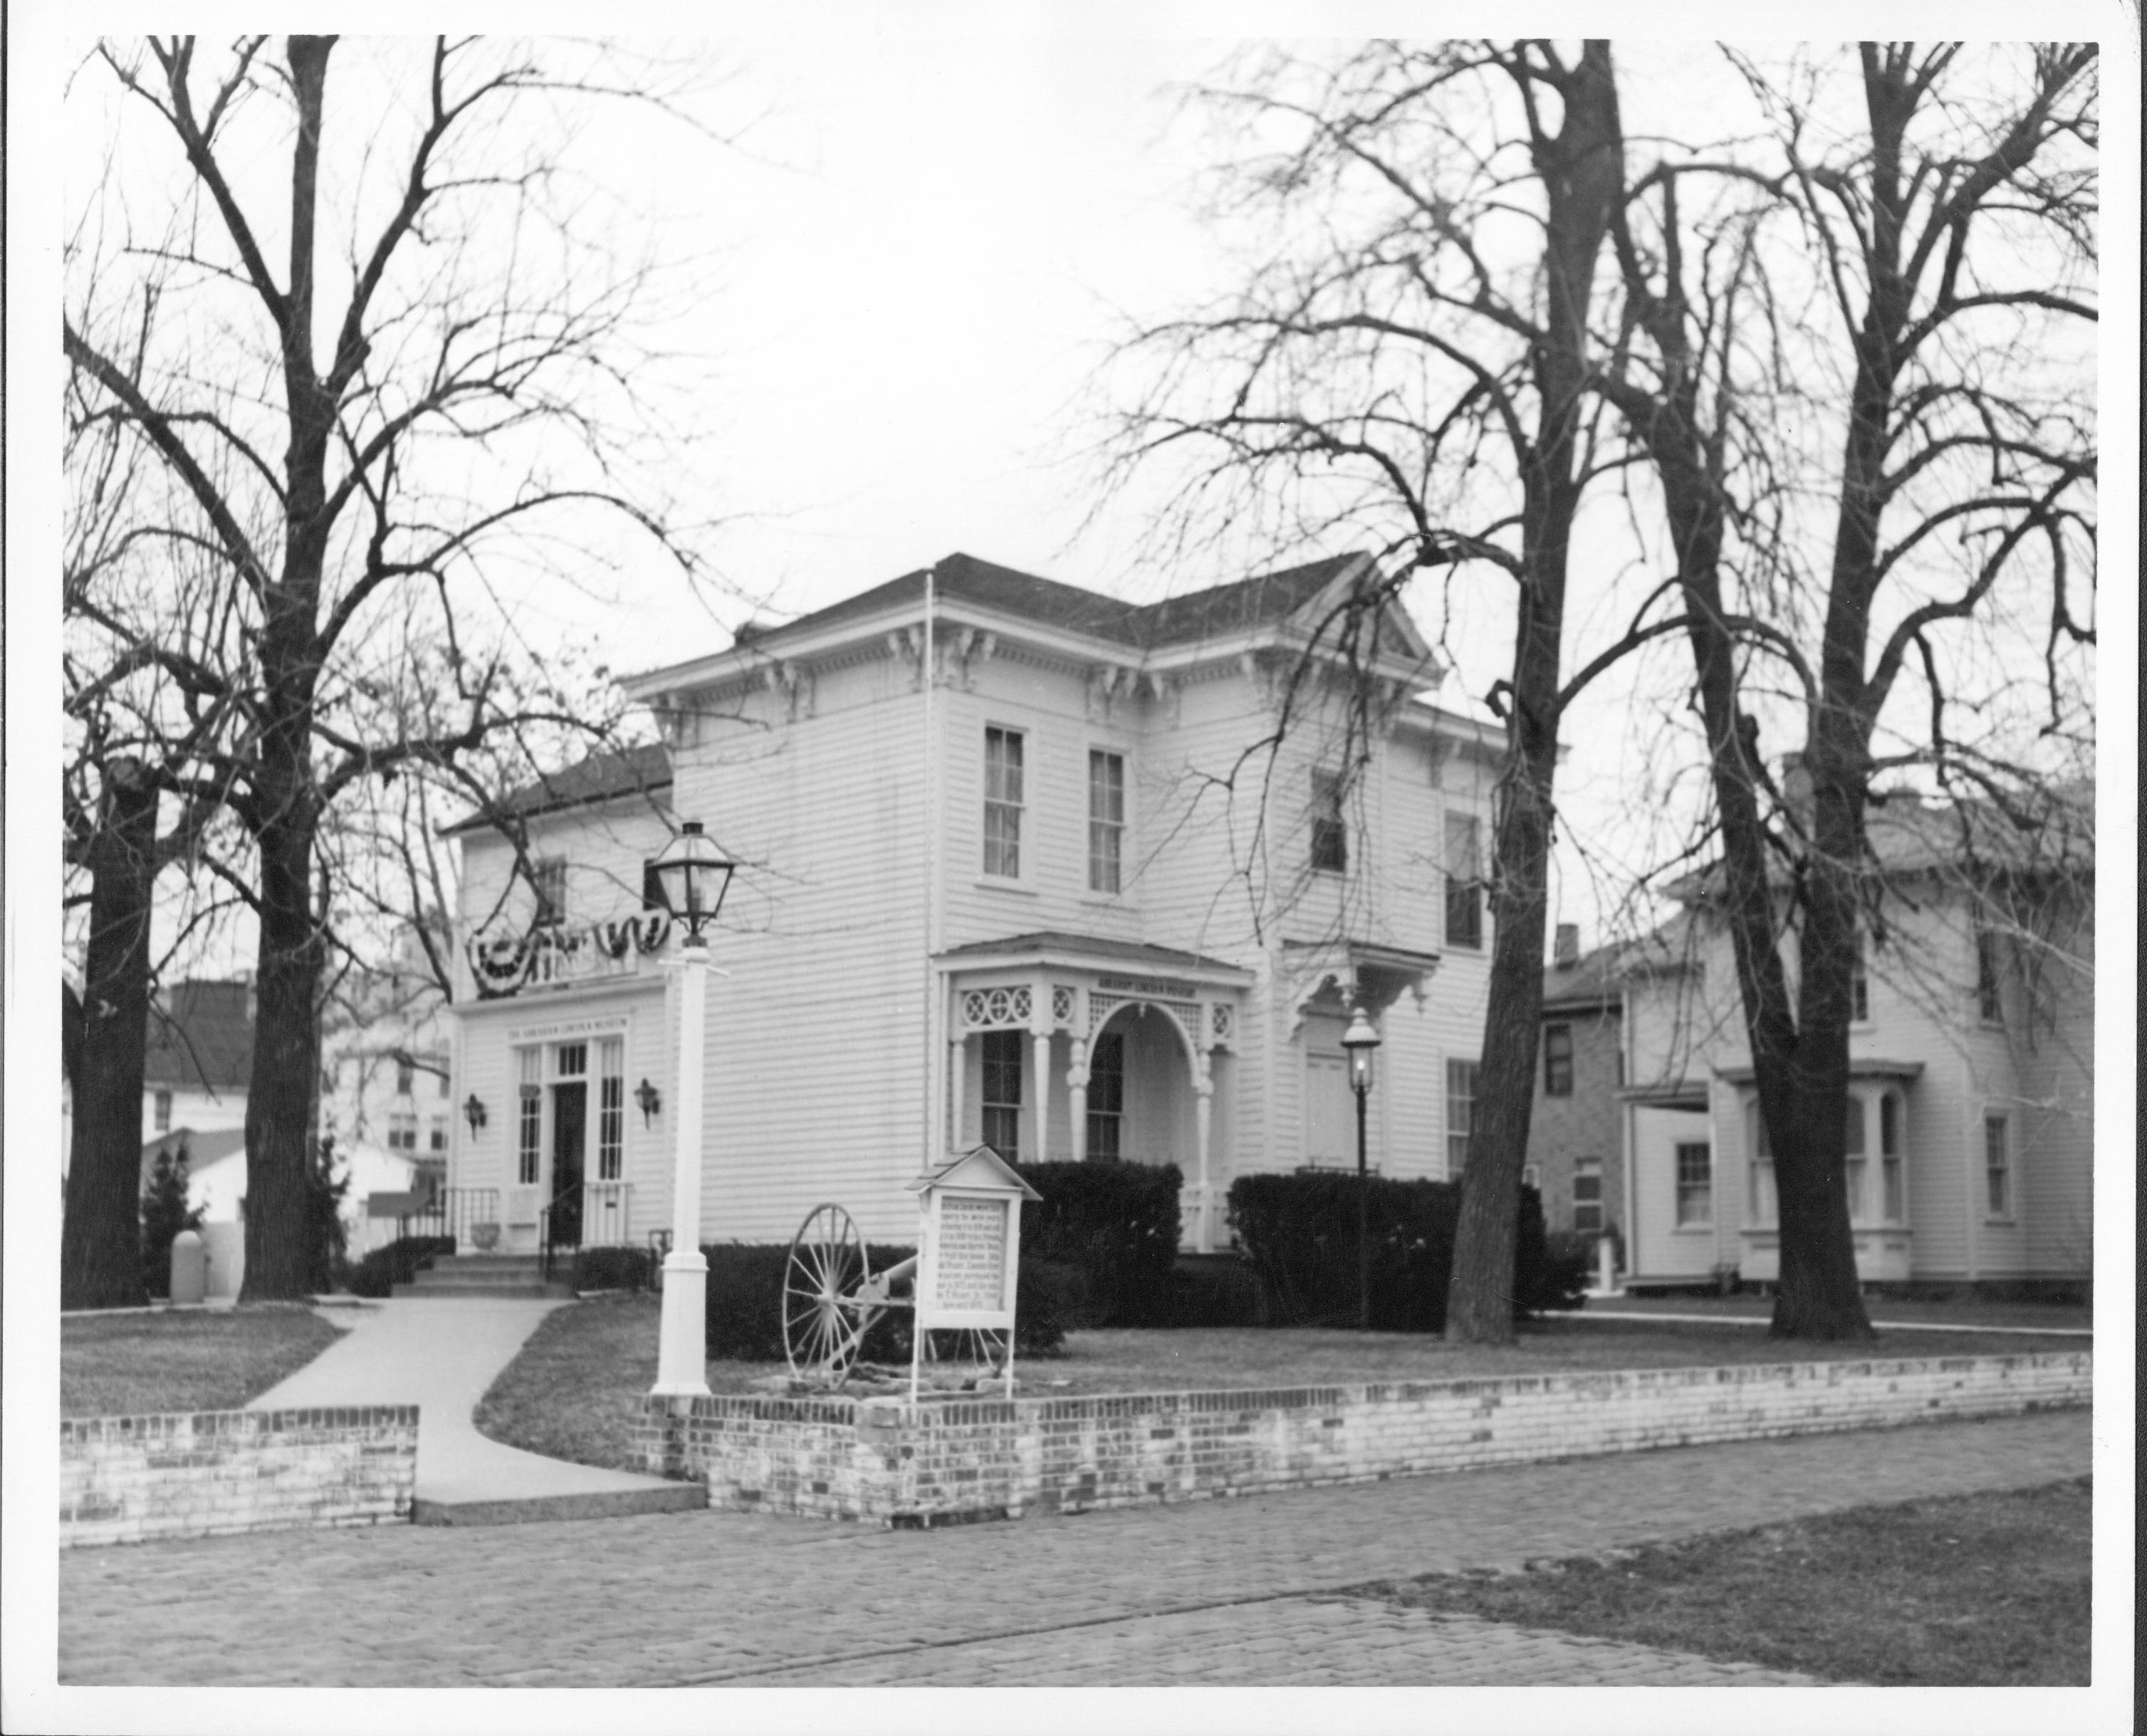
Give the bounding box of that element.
[649,820,737,1398]
[1340,1002,1381,1333]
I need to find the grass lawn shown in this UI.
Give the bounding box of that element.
[474,1291,2086,1474]
[61,1307,345,1418]
[1349,1477,2091,1686]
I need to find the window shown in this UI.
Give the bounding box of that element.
[1543,1023,1574,1096]
[1984,1114,2010,1217]
[1573,1158,1604,1233]
[981,1030,1023,1158]
[516,1047,542,1186]
[983,727,1025,879]
[437,1064,452,1099]
[387,1112,419,1153]
[1842,1093,1866,1221]
[1086,1030,1124,1161]
[597,1037,625,1181]
[531,855,568,926]
[1445,1060,1478,1173]
[428,1118,448,1154]
[641,858,667,912]
[395,1059,416,1097]
[1880,1092,1904,1223]
[1309,770,1347,874]
[1850,937,1871,1023]
[1748,1103,1777,1227]
[1675,1142,1713,1226]
[1976,931,2004,1024]
[1444,813,1483,948]
[555,1042,587,1079]
[1088,750,1126,894]
[154,1089,173,1132]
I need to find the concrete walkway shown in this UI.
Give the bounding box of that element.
[246,1297,698,1523]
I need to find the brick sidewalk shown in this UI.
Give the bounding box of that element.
[58,1408,2086,1688]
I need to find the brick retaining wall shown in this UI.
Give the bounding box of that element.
[638,1351,2089,1527]
[61,1406,419,1547]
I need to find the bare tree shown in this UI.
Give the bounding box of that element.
[64,36,728,1297]
[1598,41,2096,1334]
[1104,41,1626,1342]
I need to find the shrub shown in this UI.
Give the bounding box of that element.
[573,1245,656,1292]
[1226,1173,1581,1332]
[1016,1161,1181,1327]
[139,1140,205,1300]
[344,1235,456,1299]
[307,1138,350,1295]
[701,1240,1063,1365]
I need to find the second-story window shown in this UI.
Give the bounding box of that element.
[1850,934,1871,1023]
[1089,750,1125,894]
[531,855,568,926]
[395,1059,416,1097]
[983,727,1025,879]
[1444,813,1483,948]
[1544,1023,1574,1096]
[387,1111,418,1152]
[1310,770,1347,874]
[1976,929,2003,1024]
[154,1089,173,1132]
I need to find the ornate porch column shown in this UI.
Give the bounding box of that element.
[1193,1049,1216,1253]
[1031,1025,1053,1164]
[1067,1037,1090,1167]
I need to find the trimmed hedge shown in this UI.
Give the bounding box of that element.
[701,1241,1064,1364]
[573,1245,657,1292]
[1226,1174,1585,1331]
[1015,1161,1181,1327]
[343,1235,456,1299]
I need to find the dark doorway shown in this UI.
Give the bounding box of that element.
[550,1082,586,1248]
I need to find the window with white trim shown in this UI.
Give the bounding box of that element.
[1850,935,1871,1023]
[395,1059,416,1097]
[516,1047,542,1185]
[155,1089,173,1133]
[1842,1092,1867,1221]
[1445,1060,1478,1173]
[1444,813,1483,948]
[1984,1114,2010,1217]
[597,1036,625,1181]
[1088,749,1126,894]
[1544,1023,1574,1096]
[1675,1141,1713,1227]
[1572,1158,1604,1233]
[387,1112,418,1152]
[1086,1030,1124,1161]
[1310,770,1347,874]
[1747,1102,1777,1227]
[981,1030,1023,1158]
[1976,930,2004,1024]
[531,855,568,926]
[427,1117,448,1154]
[983,727,1025,879]
[1879,1091,1905,1223]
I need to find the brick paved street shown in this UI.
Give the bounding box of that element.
[59,1409,2086,1688]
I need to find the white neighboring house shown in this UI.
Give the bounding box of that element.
[319,968,456,1253]
[1607,784,2093,1295]
[442,551,1505,1260]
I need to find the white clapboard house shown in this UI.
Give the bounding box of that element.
[441,553,1506,1258]
[1603,782,2094,1295]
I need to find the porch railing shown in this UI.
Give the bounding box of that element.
[538,1182,637,1285]
[398,1186,500,1248]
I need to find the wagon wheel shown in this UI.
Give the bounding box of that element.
[783,1204,873,1385]
[921,1326,1014,1392]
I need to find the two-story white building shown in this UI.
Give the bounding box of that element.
[1607,786,2093,1295]
[442,552,1506,1258]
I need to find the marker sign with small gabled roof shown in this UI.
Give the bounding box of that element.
[907,1144,1040,1334]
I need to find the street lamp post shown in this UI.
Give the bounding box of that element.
[1341,1003,1382,1333]
[648,820,738,1398]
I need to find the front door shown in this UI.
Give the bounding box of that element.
[550,1081,586,1248]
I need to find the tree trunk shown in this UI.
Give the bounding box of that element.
[1444,41,1623,1343]
[61,758,158,1310]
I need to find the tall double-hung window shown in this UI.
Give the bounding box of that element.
[983,727,1025,879]
[981,1030,1023,1158]
[1310,770,1347,874]
[516,1047,543,1185]
[1086,1030,1125,1160]
[1089,750,1126,894]
[1445,1060,1478,1173]
[597,1036,625,1181]
[1444,813,1483,948]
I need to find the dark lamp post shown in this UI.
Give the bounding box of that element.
[1341,1004,1381,1332]
[650,820,738,946]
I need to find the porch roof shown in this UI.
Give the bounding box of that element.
[1714,1058,1927,1085]
[934,931,1253,984]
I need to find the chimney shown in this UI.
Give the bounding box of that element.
[1782,752,1814,830]
[1554,923,1580,968]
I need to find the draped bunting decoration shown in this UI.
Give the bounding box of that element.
[466,911,675,996]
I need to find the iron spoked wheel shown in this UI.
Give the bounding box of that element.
[783,1204,871,1386]
[921,1326,1014,1391]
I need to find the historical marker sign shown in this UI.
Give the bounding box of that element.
[933,1194,1010,1314]
[909,1144,1040,1335]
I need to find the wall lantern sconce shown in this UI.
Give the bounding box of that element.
[635,1077,663,1126]
[463,1094,489,1137]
